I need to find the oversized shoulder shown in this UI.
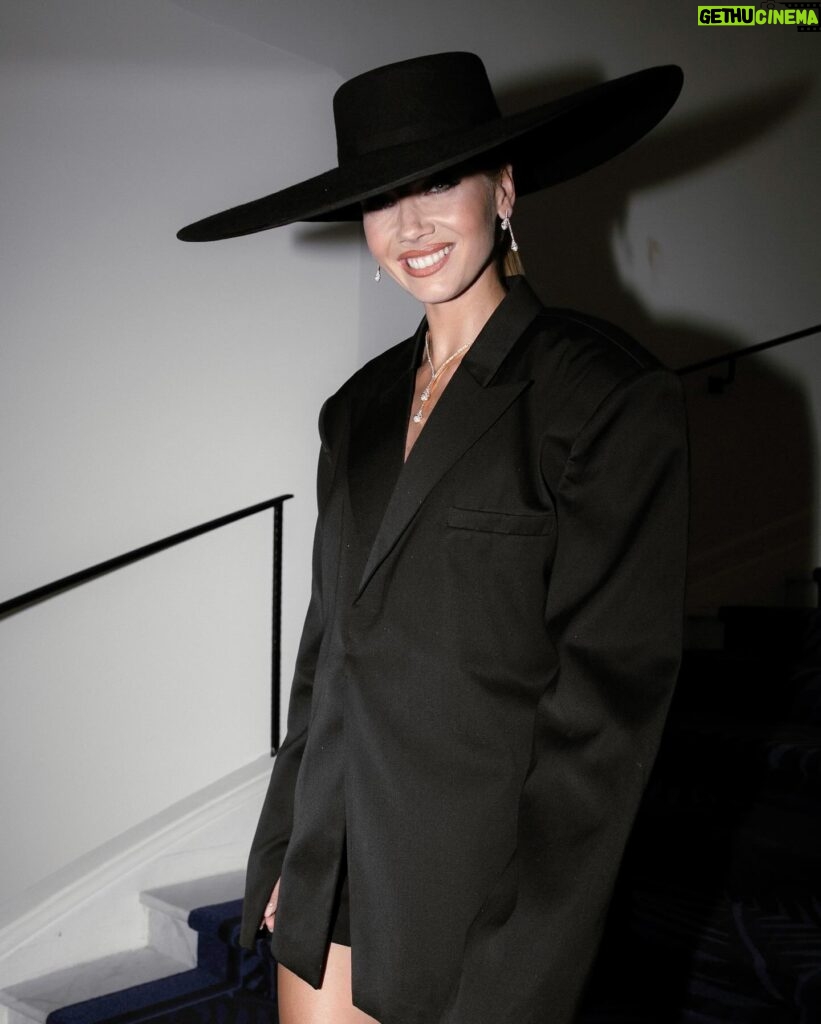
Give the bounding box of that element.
[499,300,680,444]
[506,305,686,504]
[340,333,417,398]
[522,302,665,381]
[317,332,417,449]
[534,307,663,376]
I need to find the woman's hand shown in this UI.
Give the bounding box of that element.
[261,877,280,932]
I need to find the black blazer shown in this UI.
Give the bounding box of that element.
[240,277,689,1024]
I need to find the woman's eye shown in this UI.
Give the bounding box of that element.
[361,177,460,213]
[425,179,459,195]
[362,194,395,213]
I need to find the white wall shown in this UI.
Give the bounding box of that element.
[1,0,819,919]
[0,1,361,912]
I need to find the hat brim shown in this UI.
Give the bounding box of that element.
[177,64,682,242]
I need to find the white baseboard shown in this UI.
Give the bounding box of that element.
[0,755,273,988]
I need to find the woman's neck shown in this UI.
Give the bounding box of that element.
[423,265,507,364]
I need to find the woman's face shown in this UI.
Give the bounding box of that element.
[362,166,514,307]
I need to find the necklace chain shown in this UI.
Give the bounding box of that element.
[412,332,470,424]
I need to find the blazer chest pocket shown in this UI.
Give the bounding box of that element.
[446,506,555,536]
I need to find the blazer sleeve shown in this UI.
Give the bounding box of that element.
[442,369,689,1023]
[239,398,336,950]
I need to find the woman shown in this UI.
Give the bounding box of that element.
[178,53,689,1024]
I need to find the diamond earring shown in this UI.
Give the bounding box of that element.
[501,215,519,253]
[374,264,381,282]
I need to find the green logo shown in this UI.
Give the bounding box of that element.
[698,4,819,26]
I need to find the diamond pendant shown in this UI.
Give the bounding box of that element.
[413,411,423,423]
[420,387,430,402]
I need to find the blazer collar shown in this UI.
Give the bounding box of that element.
[457,275,544,387]
[352,276,543,598]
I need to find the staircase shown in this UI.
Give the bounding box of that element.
[3,608,819,1023]
[0,875,274,1024]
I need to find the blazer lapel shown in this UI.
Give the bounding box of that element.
[355,277,543,598]
[356,375,529,597]
[346,332,421,555]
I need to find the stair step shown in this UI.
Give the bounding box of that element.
[141,872,245,964]
[0,874,251,1024]
[1,948,193,1024]
[141,871,246,921]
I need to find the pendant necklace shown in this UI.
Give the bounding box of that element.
[412,332,470,424]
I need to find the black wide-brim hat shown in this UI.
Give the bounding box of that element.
[177,52,682,242]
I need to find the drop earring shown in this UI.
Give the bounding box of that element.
[501,215,519,253]
[374,264,381,282]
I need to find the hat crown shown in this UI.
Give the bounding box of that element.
[333,52,501,164]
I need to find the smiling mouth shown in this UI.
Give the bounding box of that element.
[401,245,453,275]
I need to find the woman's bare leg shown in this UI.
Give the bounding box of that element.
[277,942,380,1024]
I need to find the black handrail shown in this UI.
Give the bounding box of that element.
[0,494,293,754]
[677,322,821,392]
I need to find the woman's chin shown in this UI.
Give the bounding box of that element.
[398,266,492,307]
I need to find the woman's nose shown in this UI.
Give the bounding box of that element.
[395,195,432,241]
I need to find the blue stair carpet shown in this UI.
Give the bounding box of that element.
[46,901,276,1024]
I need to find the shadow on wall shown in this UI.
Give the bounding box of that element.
[291,68,818,616]
[507,69,817,615]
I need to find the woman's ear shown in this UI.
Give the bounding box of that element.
[495,164,516,218]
